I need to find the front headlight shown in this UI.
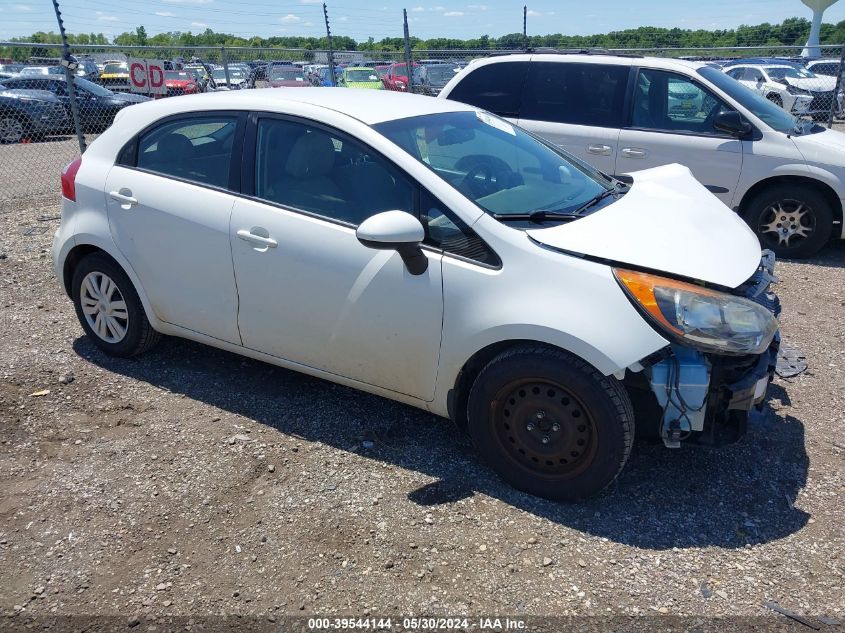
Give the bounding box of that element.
[614,268,778,355]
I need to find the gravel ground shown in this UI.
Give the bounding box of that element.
[0,192,844,630]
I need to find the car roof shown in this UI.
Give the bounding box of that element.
[121,87,476,125]
[468,52,706,72]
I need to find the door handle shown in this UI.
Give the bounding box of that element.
[587,144,612,156]
[621,148,648,159]
[237,229,278,248]
[108,190,138,206]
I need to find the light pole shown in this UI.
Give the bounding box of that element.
[802,0,840,58]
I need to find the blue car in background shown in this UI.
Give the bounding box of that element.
[312,65,340,87]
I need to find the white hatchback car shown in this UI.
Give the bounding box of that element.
[53,89,780,500]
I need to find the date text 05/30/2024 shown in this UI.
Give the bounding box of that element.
[307,617,527,630]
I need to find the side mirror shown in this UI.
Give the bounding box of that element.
[356,210,428,275]
[713,110,752,137]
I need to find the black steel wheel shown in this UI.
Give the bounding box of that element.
[492,380,598,479]
[467,346,634,501]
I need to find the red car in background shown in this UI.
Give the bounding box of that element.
[268,65,308,88]
[164,70,200,96]
[382,62,421,91]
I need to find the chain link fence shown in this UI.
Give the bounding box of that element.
[2,41,844,206]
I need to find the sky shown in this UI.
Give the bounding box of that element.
[3,0,845,42]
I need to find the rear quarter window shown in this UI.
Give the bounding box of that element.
[520,62,629,128]
[446,61,529,118]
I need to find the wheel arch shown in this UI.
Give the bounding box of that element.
[61,239,164,331]
[448,339,603,431]
[737,174,843,230]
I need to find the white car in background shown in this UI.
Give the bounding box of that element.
[441,53,845,257]
[723,64,815,114]
[53,89,780,501]
[724,63,838,118]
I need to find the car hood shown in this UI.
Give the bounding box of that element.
[345,81,382,89]
[111,92,152,103]
[0,88,58,102]
[269,80,307,87]
[786,75,837,91]
[789,126,845,162]
[526,164,762,288]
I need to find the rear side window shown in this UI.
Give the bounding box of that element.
[447,61,528,117]
[520,62,629,128]
[136,116,238,188]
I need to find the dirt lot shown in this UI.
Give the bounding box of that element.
[0,192,844,629]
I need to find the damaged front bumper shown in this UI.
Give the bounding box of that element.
[629,251,781,448]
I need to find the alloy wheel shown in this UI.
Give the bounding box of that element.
[759,199,816,248]
[0,117,24,143]
[79,271,129,343]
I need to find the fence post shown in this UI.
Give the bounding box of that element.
[523,5,527,50]
[826,43,845,129]
[323,3,336,86]
[403,8,413,93]
[221,46,231,88]
[50,0,86,153]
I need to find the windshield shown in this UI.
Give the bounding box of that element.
[270,67,303,81]
[375,111,614,220]
[165,71,191,80]
[103,63,127,74]
[346,69,379,82]
[767,66,817,80]
[75,77,114,96]
[700,66,798,134]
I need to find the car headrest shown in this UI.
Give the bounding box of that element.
[158,133,194,159]
[285,132,336,179]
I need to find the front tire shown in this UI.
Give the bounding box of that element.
[0,115,25,144]
[743,184,833,258]
[467,346,634,501]
[71,253,161,357]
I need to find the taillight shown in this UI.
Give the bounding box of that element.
[61,156,82,201]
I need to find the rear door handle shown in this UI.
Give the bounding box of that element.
[587,144,612,156]
[621,148,648,159]
[237,229,278,248]
[108,190,138,207]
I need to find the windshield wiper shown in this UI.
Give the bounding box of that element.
[573,187,619,214]
[492,210,581,223]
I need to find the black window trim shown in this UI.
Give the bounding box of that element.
[625,66,754,140]
[116,110,247,194]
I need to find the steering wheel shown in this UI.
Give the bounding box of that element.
[457,157,514,198]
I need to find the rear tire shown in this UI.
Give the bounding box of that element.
[71,253,161,357]
[743,184,833,258]
[466,346,634,501]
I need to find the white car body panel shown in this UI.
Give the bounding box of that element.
[616,129,742,207]
[527,164,761,288]
[230,197,444,401]
[104,167,242,344]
